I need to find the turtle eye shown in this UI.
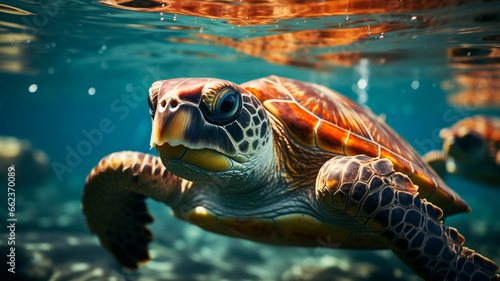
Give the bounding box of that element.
[217,90,238,116]
[202,87,242,125]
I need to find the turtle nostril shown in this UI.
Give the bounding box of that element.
[170,99,179,109]
[159,98,179,110]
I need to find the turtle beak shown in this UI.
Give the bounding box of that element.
[150,97,190,149]
[149,99,234,172]
[149,97,191,160]
[149,78,199,150]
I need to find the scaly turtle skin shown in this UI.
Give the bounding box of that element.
[83,76,499,280]
[424,115,500,186]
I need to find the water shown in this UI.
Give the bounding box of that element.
[1,0,500,280]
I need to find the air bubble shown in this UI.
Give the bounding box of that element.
[28,84,38,93]
[411,80,420,90]
[357,79,367,90]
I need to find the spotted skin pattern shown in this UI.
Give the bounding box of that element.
[316,155,500,281]
[226,94,270,156]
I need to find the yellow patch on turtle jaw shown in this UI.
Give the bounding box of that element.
[156,143,233,172]
[155,142,248,172]
[183,148,233,172]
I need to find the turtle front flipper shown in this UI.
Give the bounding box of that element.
[315,155,500,280]
[82,151,183,269]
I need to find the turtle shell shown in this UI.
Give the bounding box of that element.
[242,75,469,216]
[444,115,500,144]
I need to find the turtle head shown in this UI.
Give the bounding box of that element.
[440,126,489,171]
[149,78,273,186]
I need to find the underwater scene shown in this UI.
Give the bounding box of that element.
[1,0,500,280]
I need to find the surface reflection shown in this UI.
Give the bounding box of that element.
[0,3,37,74]
[99,0,472,71]
[101,0,458,25]
[170,22,410,69]
[446,47,500,109]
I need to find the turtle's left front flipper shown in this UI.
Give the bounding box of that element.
[82,151,184,269]
[315,155,500,281]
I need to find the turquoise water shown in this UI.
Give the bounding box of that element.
[1,0,500,280]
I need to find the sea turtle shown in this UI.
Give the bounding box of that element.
[83,76,499,280]
[424,115,500,186]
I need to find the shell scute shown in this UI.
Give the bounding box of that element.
[280,78,375,140]
[244,76,293,102]
[264,100,318,147]
[316,120,348,154]
[344,132,380,157]
[410,167,436,198]
[380,146,413,176]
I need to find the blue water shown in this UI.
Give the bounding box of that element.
[1,0,500,280]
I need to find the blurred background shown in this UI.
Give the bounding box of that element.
[0,0,499,280]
